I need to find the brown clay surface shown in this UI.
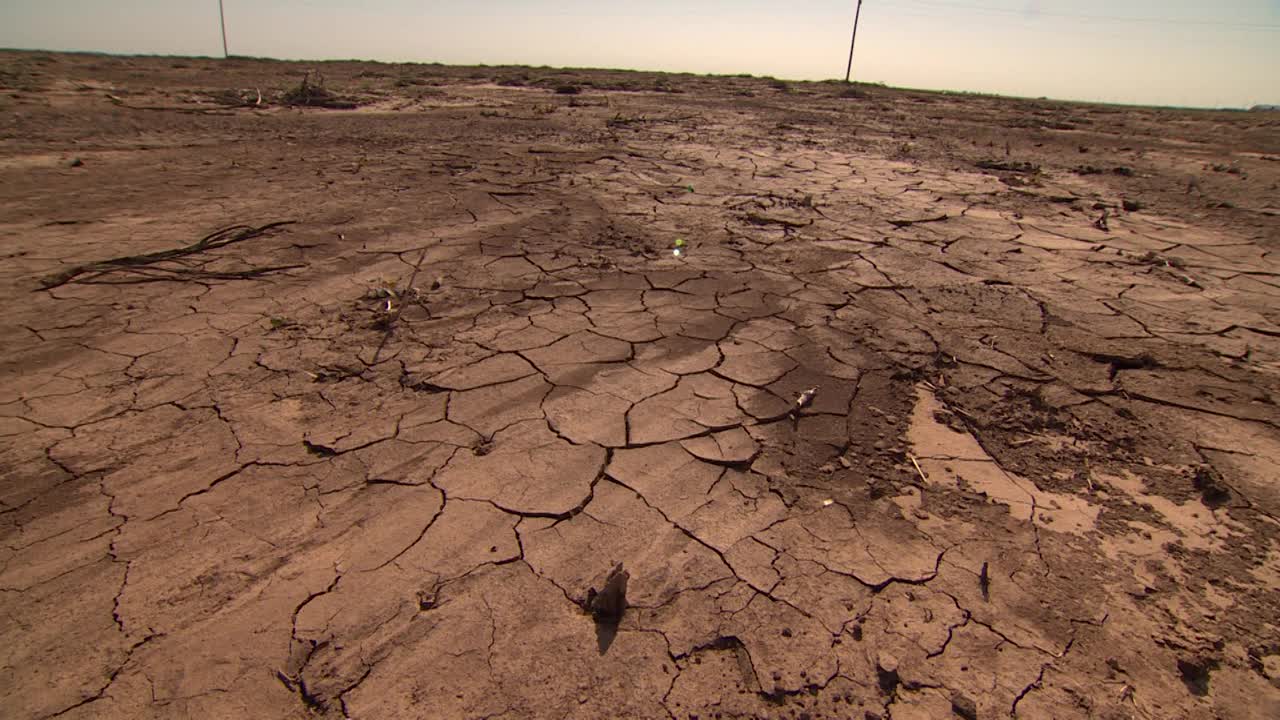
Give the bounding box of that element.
[2,51,1279,719]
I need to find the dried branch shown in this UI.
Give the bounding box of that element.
[37,221,300,290]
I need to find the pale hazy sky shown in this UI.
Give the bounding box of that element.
[2,1,1278,107]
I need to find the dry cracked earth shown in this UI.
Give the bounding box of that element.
[2,51,1280,719]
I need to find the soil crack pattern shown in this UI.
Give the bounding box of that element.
[1,52,1278,720]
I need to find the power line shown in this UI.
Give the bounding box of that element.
[890,0,1280,31]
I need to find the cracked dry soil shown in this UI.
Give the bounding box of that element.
[2,51,1279,719]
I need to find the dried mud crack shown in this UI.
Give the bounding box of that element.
[1,50,1279,719]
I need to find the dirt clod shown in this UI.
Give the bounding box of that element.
[1177,655,1220,697]
[585,562,629,623]
[951,692,978,719]
[1192,465,1231,507]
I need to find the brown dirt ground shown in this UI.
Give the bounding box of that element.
[2,50,1279,719]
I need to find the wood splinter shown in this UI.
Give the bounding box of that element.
[908,453,928,483]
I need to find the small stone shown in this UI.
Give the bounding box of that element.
[782,628,793,637]
[68,157,84,168]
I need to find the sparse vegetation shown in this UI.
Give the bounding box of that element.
[607,113,649,128]
[975,159,1040,173]
[203,87,264,107]
[282,70,358,109]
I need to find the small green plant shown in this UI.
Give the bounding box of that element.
[269,316,293,330]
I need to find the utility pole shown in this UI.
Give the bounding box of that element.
[219,0,229,58]
[844,0,864,83]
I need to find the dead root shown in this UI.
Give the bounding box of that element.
[37,221,302,290]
